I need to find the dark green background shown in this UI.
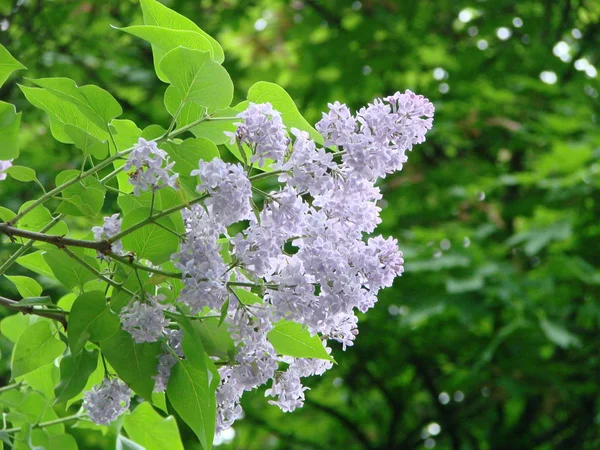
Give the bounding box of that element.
[1,0,600,448]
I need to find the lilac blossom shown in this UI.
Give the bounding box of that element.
[83,378,132,425]
[161,90,433,431]
[124,138,178,195]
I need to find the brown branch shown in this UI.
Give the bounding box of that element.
[0,222,110,252]
[0,295,67,329]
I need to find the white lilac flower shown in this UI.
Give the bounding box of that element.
[83,378,132,425]
[385,89,435,149]
[0,160,12,181]
[265,370,308,412]
[315,101,356,147]
[226,102,290,167]
[216,366,244,434]
[119,294,172,343]
[124,138,179,195]
[191,158,252,226]
[92,213,124,257]
[152,329,184,393]
[153,352,177,393]
[203,91,432,431]
[171,204,228,313]
[275,128,337,196]
[315,91,434,181]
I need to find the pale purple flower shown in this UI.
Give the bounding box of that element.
[92,213,124,257]
[119,294,172,343]
[192,158,252,226]
[124,138,179,195]
[83,378,132,425]
[226,102,290,167]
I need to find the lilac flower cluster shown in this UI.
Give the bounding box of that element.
[119,294,172,343]
[83,378,132,425]
[91,213,124,257]
[91,91,433,430]
[124,138,179,195]
[226,102,290,167]
[185,93,432,431]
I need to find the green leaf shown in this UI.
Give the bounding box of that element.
[117,26,213,82]
[4,391,64,434]
[17,201,68,240]
[0,313,32,343]
[151,391,168,414]
[11,321,66,378]
[117,189,185,234]
[66,351,104,409]
[45,433,78,450]
[163,137,219,192]
[0,44,26,87]
[123,402,184,450]
[43,249,98,290]
[247,82,323,145]
[100,330,163,400]
[55,170,106,217]
[30,77,122,131]
[0,205,15,222]
[121,208,180,264]
[192,318,235,360]
[16,251,56,280]
[54,349,99,405]
[164,84,205,124]
[160,47,233,110]
[231,288,262,305]
[68,291,120,357]
[117,435,146,450]
[6,165,36,182]
[0,101,21,159]
[539,318,581,349]
[64,124,108,159]
[166,315,217,449]
[6,276,42,298]
[267,320,333,361]
[139,0,224,63]
[18,296,54,307]
[19,85,109,143]
[20,363,59,401]
[167,359,216,450]
[141,124,166,140]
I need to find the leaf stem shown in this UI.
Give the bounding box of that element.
[1,413,85,434]
[0,383,22,394]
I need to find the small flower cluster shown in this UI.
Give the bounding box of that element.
[119,294,172,343]
[91,213,123,258]
[83,378,132,425]
[226,102,290,167]
[0,160,12,181]
[86,91,433,430]
[124,138,178,195]
[118,294,181,394]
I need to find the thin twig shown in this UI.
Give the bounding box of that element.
[0,296,67,329]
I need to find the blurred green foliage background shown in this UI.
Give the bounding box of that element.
[1,0,600,449]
